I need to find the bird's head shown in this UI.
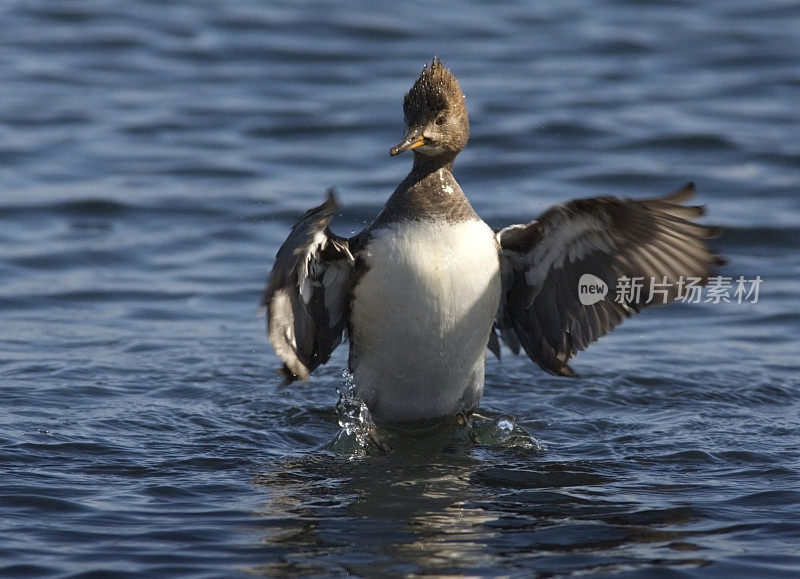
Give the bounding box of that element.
[390,58,469,161]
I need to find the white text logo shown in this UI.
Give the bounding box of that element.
[578,273,608,305]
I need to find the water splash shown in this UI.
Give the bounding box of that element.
[469,414,543,451]
[327,370,388,454]
[326,370,542,454]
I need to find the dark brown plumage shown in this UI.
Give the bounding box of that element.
[493,183,724,377]
[403,58,467,125]
[392,58,469,159]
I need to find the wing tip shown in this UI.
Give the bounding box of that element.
[704,224,723,239]
[487,329,502,360]
[661,181,696,205]
[278,363,307,385]
[325,186,340,210]
[553,364,577,378]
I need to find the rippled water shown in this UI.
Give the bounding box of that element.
[2,1,799,576]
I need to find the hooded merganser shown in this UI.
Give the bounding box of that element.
[264,59,721,423]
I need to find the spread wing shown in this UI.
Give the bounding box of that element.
[494,183,723,377]
[263,190,354,384]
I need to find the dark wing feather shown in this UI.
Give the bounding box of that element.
[495,183,723,376]
[263,189,354,383]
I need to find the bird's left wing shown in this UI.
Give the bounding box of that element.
[264,190,355,384]
[493,183,722,377]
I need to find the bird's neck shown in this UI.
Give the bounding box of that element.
[410,152,456,177]
[402,156,458,199]
[400,153,459,197]
[371,152,477,224]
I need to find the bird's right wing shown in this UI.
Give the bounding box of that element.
[263,190,355,383]
[494,183,722,376]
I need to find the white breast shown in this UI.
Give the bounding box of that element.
[349,218,502,421]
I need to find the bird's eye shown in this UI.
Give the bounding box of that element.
[435,115,445,125]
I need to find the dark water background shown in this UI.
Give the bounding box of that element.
[2,1,800,576]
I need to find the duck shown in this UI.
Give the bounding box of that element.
[263,58,721,423]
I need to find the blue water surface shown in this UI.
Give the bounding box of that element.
[2,1,800,576]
